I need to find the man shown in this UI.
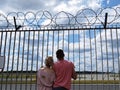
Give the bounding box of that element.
[53,49,77,90]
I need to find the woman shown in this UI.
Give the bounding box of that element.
[37,56,55,90]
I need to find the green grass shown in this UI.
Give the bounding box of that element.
[0,73,36,79]
[1,80,119,84]
[0,73,120,84]
[72,80,120,84]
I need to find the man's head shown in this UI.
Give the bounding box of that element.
[56,49,65,60]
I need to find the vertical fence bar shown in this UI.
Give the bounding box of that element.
[0,31,3,90]
[68,29,70,60]
[41,30,45,67]
[24,31,27,90]
[1,31,7,90]
[89,28,93,90]
[110,28,115,87]
[73,29,75,90]
[2,32,7,90]
[2,32,8,90]
[116,27,120,90]
[51,29,54,56]
[10,31,14,90]
[4,32,9,90]
[30,31,33,90]
[11,31,17,90]
[26,30,30,90]
[46,30,50,56]
[7,31,12,90]
[78,28,81,90]
[104,28,109,90]
[94,27,98,90]
[104,13,109,90]
[45,30,47,60]
[16,31,21,90]
[36,31,39,90]
[99,28,104,90]
[83,29,86,90]
[114,29,119,90]
[57,29,59,50]
[37,31,40,70]
[20,31,25,90]
[30,31,34,90]
[0,31,2,55]
[63,30,66,50]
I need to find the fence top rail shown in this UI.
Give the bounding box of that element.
[0,7,120,31]
[0,25,120,32]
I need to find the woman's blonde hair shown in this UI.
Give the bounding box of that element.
[45,56,53,68]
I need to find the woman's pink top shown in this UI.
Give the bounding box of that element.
[37,68,55,90]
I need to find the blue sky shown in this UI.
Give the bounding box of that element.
[0,0,120,72]
[102,0,120,8]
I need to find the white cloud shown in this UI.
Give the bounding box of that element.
[107,0,110,4]
[0,0,103,14]
[53,2,79,14]
[87,0,101,9]
[53,0,101,14]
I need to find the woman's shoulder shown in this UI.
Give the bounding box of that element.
[40,67,54,73]
[37,67,45,73]
[40,67,45,70]
[50,68,55,73]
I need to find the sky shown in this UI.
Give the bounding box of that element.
[0,0,120,14]
[0,0,120,72]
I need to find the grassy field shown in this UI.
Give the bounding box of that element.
[72,80,120,84]
[0,73,120,84]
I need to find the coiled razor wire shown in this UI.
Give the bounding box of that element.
[0,7,120,30]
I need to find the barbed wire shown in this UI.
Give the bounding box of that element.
[0,7,120,30]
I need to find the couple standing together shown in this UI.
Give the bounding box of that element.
[37,49,77,90]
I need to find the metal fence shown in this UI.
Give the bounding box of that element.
[0,7,120,90]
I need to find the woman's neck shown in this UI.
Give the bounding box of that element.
[45,66,50,69]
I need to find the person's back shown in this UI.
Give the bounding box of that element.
[37,56,55,90]
[53,49,77,90]
[37,67,55,90]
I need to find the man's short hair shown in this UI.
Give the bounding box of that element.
[56,49,65,59]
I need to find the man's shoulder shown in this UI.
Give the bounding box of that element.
[64,60,73,63]
[54,60,73,65]
[66,60,75,67]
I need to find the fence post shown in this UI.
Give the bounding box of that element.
[104,13,108,29]
[13,16,22,31]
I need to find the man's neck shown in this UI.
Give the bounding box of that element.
[58,58,64,61]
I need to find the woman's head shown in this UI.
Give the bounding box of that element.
[45,56,54,68]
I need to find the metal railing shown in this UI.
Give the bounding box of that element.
[0,7,120,90]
